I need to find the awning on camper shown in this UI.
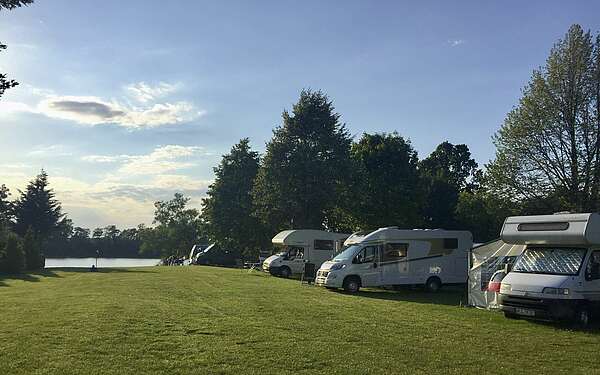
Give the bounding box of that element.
[468,239,525,309]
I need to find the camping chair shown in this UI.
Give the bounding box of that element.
[301,262,316,285]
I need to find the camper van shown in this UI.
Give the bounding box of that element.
[315,227,472,293]
[262,230,349,278]
[498,213,600,325]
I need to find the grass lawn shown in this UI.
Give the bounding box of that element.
[1,266,600,374]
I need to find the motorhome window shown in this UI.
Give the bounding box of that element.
[333,245,361,261]
[443,238,458,249]
[355,246,378,264]
[382,243,408,262]
[512,247,586,276]
[314,240,334,251]
[517,222,569,231]
[585,251,600,281]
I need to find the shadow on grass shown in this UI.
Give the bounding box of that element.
[337,286,468,307]
[0,267,157,287]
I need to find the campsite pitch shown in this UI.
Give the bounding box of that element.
[1,266,599,374]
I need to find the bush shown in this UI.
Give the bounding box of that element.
[23,228,44,270]
[0,232,25,273]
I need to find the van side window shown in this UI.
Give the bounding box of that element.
[382,243,408,262]
[314,240,334,251]
[354,246,378,264]
[585,251,600,281]
[443,238,458,249]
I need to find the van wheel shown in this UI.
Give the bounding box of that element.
[425,277,442,293]
[575,305,591,328]
[343,277,360,293]
[279,267,291,278]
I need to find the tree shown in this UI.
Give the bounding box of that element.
[140,193,205,258]
[202,138,267,259]
[488,24,600,212]
[455,173,518,242]
[420,142,479,229]
[0,231,24,273]
[252,89,352,232]
[0,184,12,226]
[23,227,43,270]
[0,0,34,10]
[0,0,34,100]
[343,132,422,230]
[12,170,64,239]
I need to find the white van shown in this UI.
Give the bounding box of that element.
[262,230,349,278]
[315,227,472,293]
[498,213,600,325]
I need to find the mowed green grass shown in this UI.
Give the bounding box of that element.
[1,267,600,374]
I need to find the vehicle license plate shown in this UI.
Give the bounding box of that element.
[515,308,535,317]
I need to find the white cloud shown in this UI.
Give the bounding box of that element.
[82,145,212,176]
[118,145,208,175]
[1,83,205,129]
[28,144,73,157]
[125,81,181,103]
[81,155,129,163]
[36,95,203,128]
[448,39,465,47]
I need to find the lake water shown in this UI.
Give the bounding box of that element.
[45,258,161,268]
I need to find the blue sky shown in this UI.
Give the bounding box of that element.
[0,0,598,229]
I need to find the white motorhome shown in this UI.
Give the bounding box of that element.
[498,213,600,325]
[262,230,349,278]
[315,227,472,293]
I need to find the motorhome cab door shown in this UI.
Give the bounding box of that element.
[352,244,381,287]
[286,247,306,274]
[583,250,600,301]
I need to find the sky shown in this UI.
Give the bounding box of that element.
[0,0,599,230]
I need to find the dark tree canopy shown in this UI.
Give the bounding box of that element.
[252,89,352,231]
[140,193,205,258]
[344,132,421,230]
[13,170,64,240]
[202,138,266,259]
[420,142,479,229]
[0,0,33,10]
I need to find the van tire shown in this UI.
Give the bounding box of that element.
[425,277,442,293]
[575,305,591,328]
[279,266,291,278]
[343,276,361,293]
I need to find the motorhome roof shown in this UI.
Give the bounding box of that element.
[501,213,600,246]
[271,230,349,246]
[360,227,472,243]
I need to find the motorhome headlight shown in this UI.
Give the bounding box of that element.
[499,283,511,293]
[542,287,570,295]
[330,263,346,271]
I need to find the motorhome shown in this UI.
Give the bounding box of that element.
[315,227,472,293]
[262,230,349,278]
[498,213,600,325]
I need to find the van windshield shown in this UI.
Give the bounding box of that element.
[332,245,361,261]
[512,247,586,276]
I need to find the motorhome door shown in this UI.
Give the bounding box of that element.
[352,244,381,287]
[380,242,409,285]
[584,250,600,301]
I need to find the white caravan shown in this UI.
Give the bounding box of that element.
[315,227,473,293]
[498,213,600,325]
[262,230,349,278]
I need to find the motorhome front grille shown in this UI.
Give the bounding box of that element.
[501,296,548,311]
[317,270,329,278]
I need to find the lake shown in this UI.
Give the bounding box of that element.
[45,258,161,268]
